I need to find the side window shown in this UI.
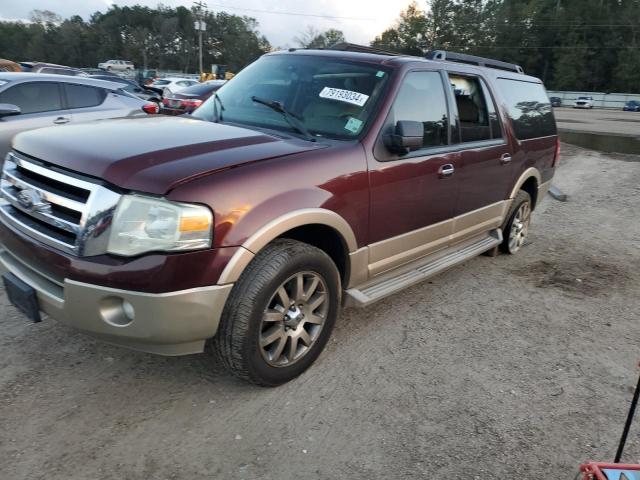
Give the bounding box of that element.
[0,82,63,114]
[64,84,106,109]
[449,74,494,143]
[389,71,449,149]
[496,78,556,140]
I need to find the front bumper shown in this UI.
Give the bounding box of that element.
[0,245,233,355]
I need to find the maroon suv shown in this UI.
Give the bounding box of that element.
[0,47,558,386]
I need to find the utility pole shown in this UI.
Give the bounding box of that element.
[194,1,207,75]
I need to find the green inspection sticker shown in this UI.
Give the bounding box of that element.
[344,117,363,133]
[376,70,385,77]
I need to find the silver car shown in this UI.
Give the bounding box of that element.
[0,73,154,159]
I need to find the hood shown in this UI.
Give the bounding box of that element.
[13,116,324,195]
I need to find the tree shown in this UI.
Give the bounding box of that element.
[295,27,346,49]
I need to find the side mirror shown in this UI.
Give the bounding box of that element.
[0,104,21,117]
[385,120,423,154]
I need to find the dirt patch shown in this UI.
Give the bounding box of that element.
[515,256,631,296]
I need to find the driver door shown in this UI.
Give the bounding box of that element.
[365,70,461,277]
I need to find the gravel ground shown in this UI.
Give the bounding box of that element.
[1,144,640,480]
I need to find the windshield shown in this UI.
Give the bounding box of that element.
[192,54,391,140]
[578,96,591,100]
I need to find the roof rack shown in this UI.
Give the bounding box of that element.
[326,42,400,56]
[426,50,524,74]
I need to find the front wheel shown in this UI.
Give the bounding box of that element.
[500,190,532,254]
[212,239,341,386]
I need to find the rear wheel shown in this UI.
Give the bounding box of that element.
[212,239,340,386]
[500,190,532,254]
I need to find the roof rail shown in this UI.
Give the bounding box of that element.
[327,42,400,56]
[426,50,524,74]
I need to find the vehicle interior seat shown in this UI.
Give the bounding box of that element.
[456,95,490,142]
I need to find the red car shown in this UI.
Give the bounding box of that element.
[0,47,558,386]
[161,80,226,115]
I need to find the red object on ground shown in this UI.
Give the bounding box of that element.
[580,462,640,480]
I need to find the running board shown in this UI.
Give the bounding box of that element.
[344,229,502,308]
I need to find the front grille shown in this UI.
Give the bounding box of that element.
[0,151,121,256]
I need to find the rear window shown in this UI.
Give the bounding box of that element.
[180,83,216,95]
[497,78,556,140]
[64,84,106,109]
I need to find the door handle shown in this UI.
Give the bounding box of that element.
[438,164,455,178]
[53,117,70,124]
[500,153,512,164]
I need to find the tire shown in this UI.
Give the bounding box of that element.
[106,66,112,71]
[212,239,341,386]
[500,190,532,255]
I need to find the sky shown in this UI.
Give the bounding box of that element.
[0,0,415,47]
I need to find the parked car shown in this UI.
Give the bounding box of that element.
[550,96,562,107]
[0,48,558,386]
[82,68,118,76]
[146,77,199,97]
[90,75,161,103]
[20,62,87,76]
[574,96,594,108]
[623,100,640,112]
[0,72,158,159]
[98,60,135,72]
[161,80,225,115]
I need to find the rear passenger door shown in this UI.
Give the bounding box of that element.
[367,70,460,276]
[446,73,513,223]
[0,81,69,157]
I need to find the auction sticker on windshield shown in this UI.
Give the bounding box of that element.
[319,87,369,107]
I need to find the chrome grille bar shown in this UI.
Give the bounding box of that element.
[0,151,121,256]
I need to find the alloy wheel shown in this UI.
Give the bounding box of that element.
[508,201,531,253]
[259,271,329,367]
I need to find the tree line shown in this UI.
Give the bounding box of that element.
[372,0,640,92]
[0,6,270,74]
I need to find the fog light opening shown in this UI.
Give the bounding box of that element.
[99,297,135,327]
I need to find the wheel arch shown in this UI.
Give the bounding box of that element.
[509,167,541,209]
[217,209,358,286]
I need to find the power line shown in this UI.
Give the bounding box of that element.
[207,2,378,21]
[445,45,640,49]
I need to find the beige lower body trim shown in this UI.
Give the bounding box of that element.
[366,200,509,277]
[0,246,233,356]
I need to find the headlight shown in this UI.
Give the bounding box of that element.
[107,195,213,256]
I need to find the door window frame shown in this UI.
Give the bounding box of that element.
[0,81,64,115]
[444,70,507,150]
[373,68,456,162]
[61,83,107,110]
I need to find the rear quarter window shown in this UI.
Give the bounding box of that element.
[496,78,556,140]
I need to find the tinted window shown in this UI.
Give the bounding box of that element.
[497,78,556,140]
[153,80,170,86]
[181,83,219,95]
[390,71,449,149]
[0,82,62,114]
[64,84,105,109]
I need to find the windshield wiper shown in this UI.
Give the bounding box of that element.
[251,95,316,142]
[212,92,225,122]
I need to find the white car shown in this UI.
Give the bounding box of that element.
[573,96,594,109]
[98,60,135,72]
[149,77,200,97]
